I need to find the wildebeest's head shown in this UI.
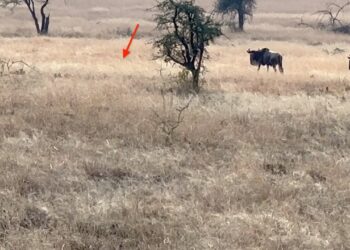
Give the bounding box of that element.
[247,48,268,66]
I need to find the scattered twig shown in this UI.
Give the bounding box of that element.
[297,15,315,28]
[153,91,194,145]
[0,57,38,77]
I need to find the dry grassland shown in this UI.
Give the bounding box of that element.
[0,0,350,249]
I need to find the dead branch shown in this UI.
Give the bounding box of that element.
[0,57,38,77]
[152,91,194,145]
[297,16,316,29]
[313,1,350,28]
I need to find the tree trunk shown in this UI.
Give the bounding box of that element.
[191,69,200,93]
[24,0,40,34]
[238,10,244,31]
[190,47,204,93]
[40,0,50,35]
[40,15,50,34]
[24,0,50,35]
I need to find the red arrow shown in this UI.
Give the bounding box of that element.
[123,24,140,59]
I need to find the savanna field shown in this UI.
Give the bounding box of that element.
[0,0,350,249]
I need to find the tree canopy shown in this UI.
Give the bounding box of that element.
[215,0,256,31]
[154,0,222,92]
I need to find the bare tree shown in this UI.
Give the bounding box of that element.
[0,0,50,35]
[298,1,350,32]
[315,1,350,28]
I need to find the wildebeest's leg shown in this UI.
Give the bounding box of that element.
[267,65,269,72]
[273,65,277,72]
[257,64,261,71]
[279,65,284,74]
[278,56,284,74]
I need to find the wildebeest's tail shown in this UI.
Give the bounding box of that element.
[278,55,284,74]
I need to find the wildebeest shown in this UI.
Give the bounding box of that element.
[247,48,284,74]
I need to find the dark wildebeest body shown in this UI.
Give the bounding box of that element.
[247,48,284,73]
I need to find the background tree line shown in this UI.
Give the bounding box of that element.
[0,0,256,36]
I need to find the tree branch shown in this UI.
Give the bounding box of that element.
[172,2,191,65]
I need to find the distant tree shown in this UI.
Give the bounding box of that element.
[0,0,50,35]
[215,0,256,31]
[154,0,222,93]
[298,1,350,34]
[314,1,350,29]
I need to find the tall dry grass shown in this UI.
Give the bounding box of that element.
[0,35,349,249]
